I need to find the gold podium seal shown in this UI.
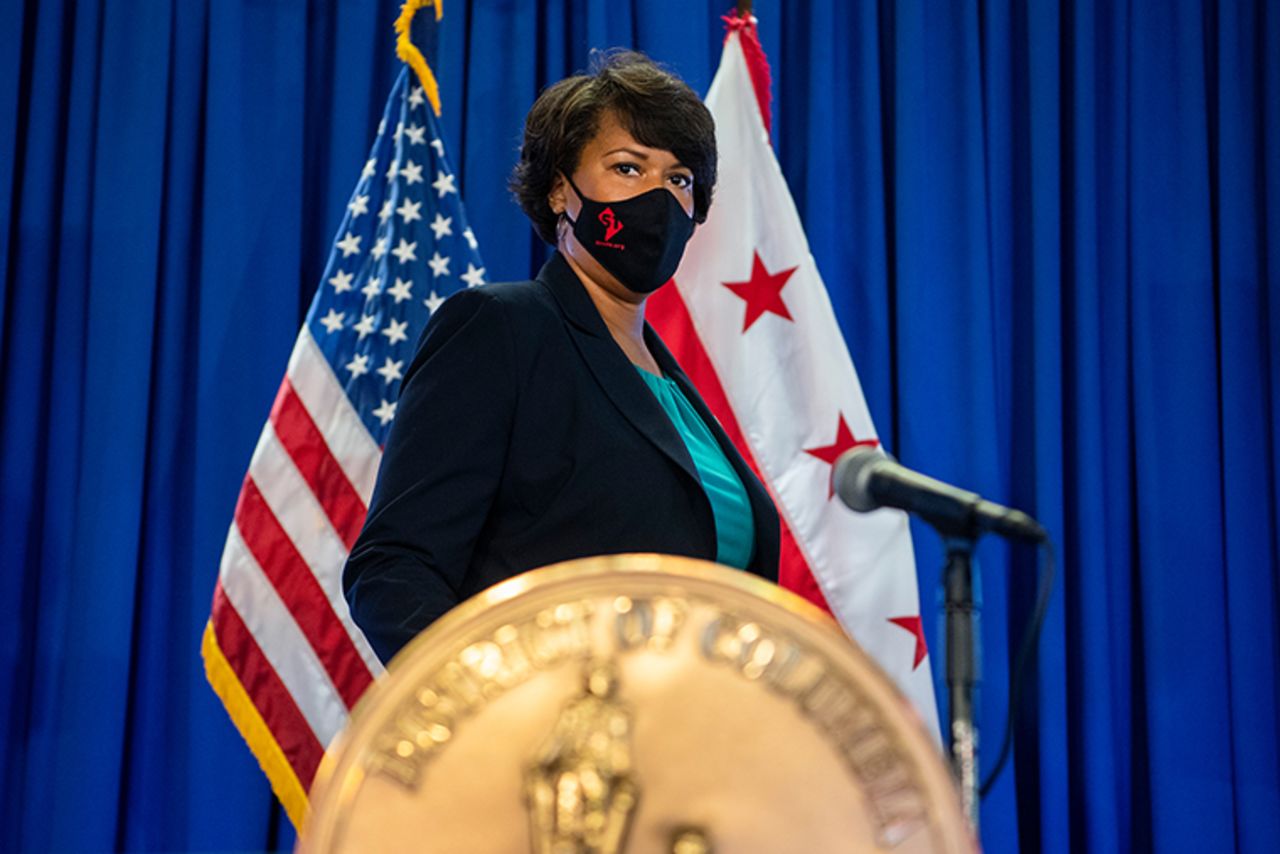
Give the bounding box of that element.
[299,554,974,853]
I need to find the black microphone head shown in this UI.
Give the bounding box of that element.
[833,447,889,513]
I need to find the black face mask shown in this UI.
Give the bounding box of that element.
[563,174,695,294]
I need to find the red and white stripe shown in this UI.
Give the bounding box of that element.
[648,17,941,738]
[209,326,385,804]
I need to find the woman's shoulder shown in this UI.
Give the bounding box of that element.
[420,277,565,365]
[406,276,566,385]
[437,276,559,324]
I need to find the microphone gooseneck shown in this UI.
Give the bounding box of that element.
[833,448,1047,543]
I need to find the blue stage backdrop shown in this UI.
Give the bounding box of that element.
[2,1,1277,851]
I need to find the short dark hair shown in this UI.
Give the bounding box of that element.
[510,50,717,245]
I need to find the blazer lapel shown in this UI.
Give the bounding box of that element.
[647,325,782,582]
[537,254,704,491]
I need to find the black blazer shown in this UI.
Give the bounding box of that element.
[344,252,781,663]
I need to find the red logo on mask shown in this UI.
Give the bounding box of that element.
[598,208,624,242]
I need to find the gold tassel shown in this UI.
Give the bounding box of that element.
[396,0,445,116]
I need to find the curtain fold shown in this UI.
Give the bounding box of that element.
[2,1,1276,851]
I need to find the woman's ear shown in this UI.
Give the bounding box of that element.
[548,173,567,215]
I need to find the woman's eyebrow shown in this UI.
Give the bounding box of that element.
[602,147,690,172]
[603,146,652,159]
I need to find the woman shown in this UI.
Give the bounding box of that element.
[344,52,781,664]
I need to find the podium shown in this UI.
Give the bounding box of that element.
[300,554,972,853]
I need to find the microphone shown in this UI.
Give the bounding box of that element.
[833,448,1047,543]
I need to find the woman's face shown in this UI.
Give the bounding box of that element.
[549,111,695,300]
[552,110,696,217]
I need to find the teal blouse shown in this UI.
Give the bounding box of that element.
[636,368,756,569]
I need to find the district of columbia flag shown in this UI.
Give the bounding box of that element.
[201,0,487,828]
[647,11,942,740]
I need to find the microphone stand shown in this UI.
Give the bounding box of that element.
[831,446,1052,838]
[941,534,980,834]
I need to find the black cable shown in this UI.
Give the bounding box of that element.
[979,538,1057,797]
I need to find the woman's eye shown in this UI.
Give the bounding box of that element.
[669,173,693,189]
[614,163,641,176]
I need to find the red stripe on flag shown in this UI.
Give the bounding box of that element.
[647,283,832,613]
[211,583,325,789]
[233,478,374,707]
[270,379,368,550]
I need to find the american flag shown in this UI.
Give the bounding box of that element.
[202,61,485,828]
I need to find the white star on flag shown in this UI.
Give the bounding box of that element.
[370,237,389,261]
[378,199,393,223]
[388,277,414,303]
[463,228,478,249]
[461,263,486,288]
[372,399,398,425]
[361,157,377,180]
[408,86,426,108]
[335,232,362,257]
[429,213,452,240]
[348,194,369,219]
[391,238,418,264]
[430,139,445,156]
[361,276,382,300]
[401,160,424,185]
[424,290,445,313]
[319,309,345,334]
[376,357,405,385]
[381,318,409,345]
[405,123,426,145]
[397,198,422,224]
[328,269,354,293]
[345,353,370,378]
[353,314,377,339]
[427,252,450,277]
[432,171,457,198]
[385,159,400,182]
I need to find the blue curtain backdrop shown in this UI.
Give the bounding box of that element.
[2,0,1277,851]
